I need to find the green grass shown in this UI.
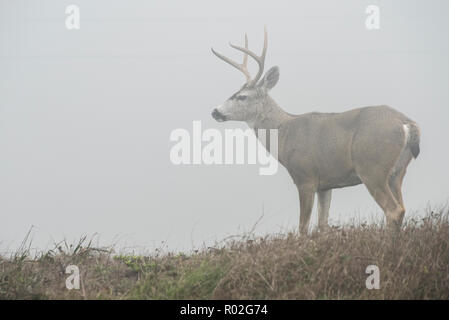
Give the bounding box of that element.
[1,206,448,300]
[129,258,230,299]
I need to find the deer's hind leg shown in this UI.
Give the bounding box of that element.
[388,144,413,211]
[352,124,405,231]
[360,174,404,232]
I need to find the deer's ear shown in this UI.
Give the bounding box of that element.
[259,66,279,90]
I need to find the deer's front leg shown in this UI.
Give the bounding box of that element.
[317,189,332,231]
[297,186,315,235]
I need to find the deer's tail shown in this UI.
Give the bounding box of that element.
[405,122,420,159]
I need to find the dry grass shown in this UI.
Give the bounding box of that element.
[1,207,448,300]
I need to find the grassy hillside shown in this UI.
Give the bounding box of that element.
[1,207,448,300]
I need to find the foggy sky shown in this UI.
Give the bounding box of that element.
[1,0,448,254]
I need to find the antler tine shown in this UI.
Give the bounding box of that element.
[211,34,251,84]
[229,27,268,86]
[243,33,248,69]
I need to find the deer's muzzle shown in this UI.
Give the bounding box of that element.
[212,108,227,122]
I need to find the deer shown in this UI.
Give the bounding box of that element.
[211,28,421,234]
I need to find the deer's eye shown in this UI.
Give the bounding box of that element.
[236,95,247,101]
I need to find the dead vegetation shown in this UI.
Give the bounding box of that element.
[1,207,448,300]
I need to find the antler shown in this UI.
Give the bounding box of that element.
[211,27,268,87]
[211,34,251,84]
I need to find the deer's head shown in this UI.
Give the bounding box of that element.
[211,28,279,124]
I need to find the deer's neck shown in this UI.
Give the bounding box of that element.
[247,95,292,130]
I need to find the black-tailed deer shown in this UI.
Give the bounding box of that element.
[211,28,420,234]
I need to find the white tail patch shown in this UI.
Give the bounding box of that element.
[403,124,410,144]
[390,124,413,179]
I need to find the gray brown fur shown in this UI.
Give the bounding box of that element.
[211,29,420,233]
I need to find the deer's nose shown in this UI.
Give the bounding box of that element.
[211,108,226,122]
